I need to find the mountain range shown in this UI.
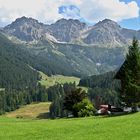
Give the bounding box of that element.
[0,16,139,78]
[3,16,140,47]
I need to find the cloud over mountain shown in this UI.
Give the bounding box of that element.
[0,0,139,26]
[79,0,139,22]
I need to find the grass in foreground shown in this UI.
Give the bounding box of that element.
[4,102,51,119]
[0,112,140,140]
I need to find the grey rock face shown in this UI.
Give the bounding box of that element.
[83,19,127,47]
[3,17,140,48]
[4,16,47,41]
[47,18,86,42]
[4,17,87,43]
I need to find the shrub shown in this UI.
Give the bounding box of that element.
[73,99,95,117]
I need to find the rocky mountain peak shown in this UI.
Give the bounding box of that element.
[4,16,47,42]
[6,16,44,28]
[95,19,121,29]
[3,17,140,47]
[48,18,87,42]
[83,19,126,46]
[55,18,86,26]
[15,16,36,22]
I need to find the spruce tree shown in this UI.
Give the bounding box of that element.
[63,88,87,117]
[122,38,140,110]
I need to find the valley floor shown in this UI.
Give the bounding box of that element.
[0,112,140,140]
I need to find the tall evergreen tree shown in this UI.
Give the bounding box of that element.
[63,88,87,117]
[118,38,140,110]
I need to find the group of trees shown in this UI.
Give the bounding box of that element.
[63,88,94,117]
[49,82,77,118]
[79,71,121,108]
[0,32,49,114]
[49,83,95,118]
[88,88,121,109]
[0,83,47,114]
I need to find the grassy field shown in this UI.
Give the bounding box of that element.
[38,71,80,88]
[0,112,140,140]
[4,102,51,119]
[38,71,88,92]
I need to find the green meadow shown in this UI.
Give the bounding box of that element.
[38,71,80,88]
[38,71,89,92]
[4,102,51,119]
[0,112,140,140]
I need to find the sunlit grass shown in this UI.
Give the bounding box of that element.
[0,112,140,140]
[4,102,51,119]
[38,71,80,88]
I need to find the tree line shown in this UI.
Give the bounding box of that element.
[0,83,47,114]
[48,82,95,119]
[79,71,121,108]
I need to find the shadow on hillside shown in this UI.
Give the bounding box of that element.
[37,112,50,119]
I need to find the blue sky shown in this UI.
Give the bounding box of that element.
[119,0,140,29]
[58,0,140,30]
[0,0,140,30]
[122,0,140,6]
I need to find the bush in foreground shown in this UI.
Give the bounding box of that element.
[63,88,95,117]
[73,99,95,117]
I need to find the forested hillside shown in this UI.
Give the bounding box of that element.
[27,41,125,77]
[79,71,119,88]
[0,32,40,89]
[0,32,48,114]
[79,71,121,108]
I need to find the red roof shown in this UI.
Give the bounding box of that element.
[100,105,108,109]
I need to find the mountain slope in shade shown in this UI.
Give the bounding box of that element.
[0,32,39,89]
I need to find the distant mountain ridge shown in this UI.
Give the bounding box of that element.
[3,16,140,48]
[4,16,47,42]
[1,17,137,77]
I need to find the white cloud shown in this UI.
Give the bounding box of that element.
[0,0,62,25]
[0,0,139,26]
[79,0,139,22]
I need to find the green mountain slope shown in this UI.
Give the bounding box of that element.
[79,71,119,88]
[27,41,126,77]
[0,32,39,89]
